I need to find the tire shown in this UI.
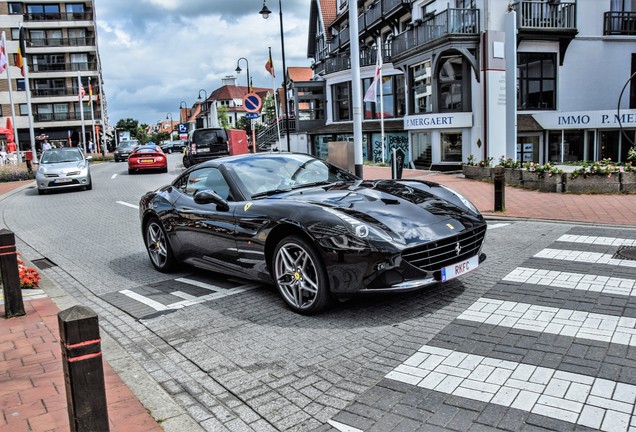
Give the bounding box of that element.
[182,156,190,168]
[128,168,134,175]
[38,188,45,195]
[85,177,92,190]
[273,235,331,314]
[168,149,173,154]
[162,166,168,173]
[144,218,176,272]
[114,158,119,162]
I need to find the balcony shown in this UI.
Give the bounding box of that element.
[34,111,99,122]
[391,8,480,58]
[29,37,96,48]
[24,11,94,22]
[514,0,576,30]
[321,46,389,74]
[512,0,577,64]
[604,11,636,35]
[29,62,97,72]
[32,88,100,97]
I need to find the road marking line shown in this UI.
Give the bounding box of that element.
[116,200,138,209]
[535,249,636,268]
[120,289,171,311]
[458,298,636,346]
[503,267,636,296]
[111,174,117,179]
[327,420,364,432]
[488,223,510,230]
[557,234,636,247]
[386,345,635,431]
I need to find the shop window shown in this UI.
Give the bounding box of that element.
[333,82,351,121]
[516,136,540,163]
[412,60,432,114]
[363,75,403,119]
[620,130,636,162]
[517,52,556,110]
[441,132,462,162]
[600,130,620,161]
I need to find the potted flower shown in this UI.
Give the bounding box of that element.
[462,155,494,180]
[17,255,41,289]
[564,159,621,193]
[620,161,636,193]
[522,162,564,192]
[497,156,522,186]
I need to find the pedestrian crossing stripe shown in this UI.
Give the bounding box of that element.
[386,345,634,432]
[503,267,636,297]
[557,234,636,247]
[535,248,636,268]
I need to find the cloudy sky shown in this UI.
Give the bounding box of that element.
[95,0,312,127]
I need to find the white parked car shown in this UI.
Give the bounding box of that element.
[35,147,92,195]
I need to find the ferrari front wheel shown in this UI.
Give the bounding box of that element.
[273,235,331,314]
[144,218,176,272]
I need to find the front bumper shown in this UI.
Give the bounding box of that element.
[36,173,90,191]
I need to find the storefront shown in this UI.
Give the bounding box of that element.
[532,109,636,163]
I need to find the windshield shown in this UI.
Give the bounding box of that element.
[229,155,358,198]
[118,140,139,148]
[41,149,83,164]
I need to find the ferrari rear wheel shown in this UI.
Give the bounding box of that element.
[144,218,176,272]
[273,235,331,314]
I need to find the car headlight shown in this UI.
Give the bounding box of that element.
[37,166,45,174]
[441,186,479,214]
[322,207,394,243]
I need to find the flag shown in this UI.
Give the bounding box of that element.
[16,25,26,77]
[363,46,383,103]
[88,82,93,106]
[79,83,85,100]
[0,32,8,74]
[249,78,253,93]
[265,47,275,78]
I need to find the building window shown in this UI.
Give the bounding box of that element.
[440,132,463,162]
[10,28,19,40]
[8,3,22,14]
[412,60,432,114]
[517,52,556,110]
[363,75,403,119]
[19,104,28,116]
[16,79,26,91]
[438,56,465,112]
[333,82,351,121]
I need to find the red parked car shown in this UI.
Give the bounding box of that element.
[127,145,168,174]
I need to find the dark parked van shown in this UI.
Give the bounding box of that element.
[183,128,229,168]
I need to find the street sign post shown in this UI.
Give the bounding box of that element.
[242,93,262,113]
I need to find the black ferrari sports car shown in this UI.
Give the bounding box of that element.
[139,153,487,314]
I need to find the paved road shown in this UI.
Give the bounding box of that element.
[2,155,636,431]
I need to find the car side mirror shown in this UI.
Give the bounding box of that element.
[193,189,230,211]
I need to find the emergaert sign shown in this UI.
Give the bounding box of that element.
[532,109,636,130]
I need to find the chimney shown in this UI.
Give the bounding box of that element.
[222,76,237,87]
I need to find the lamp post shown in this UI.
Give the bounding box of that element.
[197,89,208,128]
[260,0,291,152]
[166,113,173,139]
[179,100,187,123]
[235,57,251,91]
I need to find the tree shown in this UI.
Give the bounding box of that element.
[217,106,230,129]
[263,93,277,124]
[115,118,138,132]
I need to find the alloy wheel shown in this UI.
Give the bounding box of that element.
[274,242,319,310]
[146,221,168,268]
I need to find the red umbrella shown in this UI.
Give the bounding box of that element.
[4,117,14,144]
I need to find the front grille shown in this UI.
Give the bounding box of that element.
[45,174,59,178]
[402,224,487,271]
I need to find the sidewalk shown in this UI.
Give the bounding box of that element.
[0,166,634,432]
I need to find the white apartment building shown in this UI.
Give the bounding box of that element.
[0,0,106,151]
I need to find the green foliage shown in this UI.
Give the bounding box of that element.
[570,159,623,179]
[263,93,277,123]
[628,146,636,162]
[478,157,494,168]
[0,169,35,182]
[235,116,251,133]
[522,161,563,178]
[497,156,521,169]
[217,106,230,129]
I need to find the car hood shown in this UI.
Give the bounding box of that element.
[272,180,483,245]
[38,161,87,173]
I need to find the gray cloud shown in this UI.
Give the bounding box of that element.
[96,0,311,126]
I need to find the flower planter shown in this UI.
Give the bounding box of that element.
[462,165,493,181]
[504,169,522,186]
[564,173,621,194]
[521,171,564,192]
[620,171,636,193]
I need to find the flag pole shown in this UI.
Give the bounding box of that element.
[378,37,385,164]
[97,73,106,155]
[1,31,21,163]
[268,47,281,150]
[22,46,36,163]
[77,72,87,152]
[88,77,96,153]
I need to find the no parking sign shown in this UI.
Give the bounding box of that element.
[242,93,262,113]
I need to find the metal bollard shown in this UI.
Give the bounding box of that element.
[0,229,25,318]
[494,166,505,212]
[58,305,110,432]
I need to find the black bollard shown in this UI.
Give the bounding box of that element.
[58,306,110,432]
[0,229,25,318]
[494,166,505,212]
[26,159,33,174]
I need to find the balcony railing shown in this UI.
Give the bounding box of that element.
[322,46,389,74]
[29,62,97,72]
[23,12,94,21]
[29,37,96,48]
[32,88,100,97]
[34,111,100,122]
[604,11,636,35]
[392,9,479,57]
[513,1,576,30]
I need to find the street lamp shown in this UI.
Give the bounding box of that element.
[166,112,173,138]
[179,100,187,122]
[235,57,251,91]
[197,89,208,128]
[260,0,291,152]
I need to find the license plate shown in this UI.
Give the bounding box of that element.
[140,159,154,163]
[441,255,479,282]
[55,178,73,183]
[197,148,210,153]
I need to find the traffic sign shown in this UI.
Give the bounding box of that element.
[177,123,188,134]
[245,112,259,119]
[242,93,262,113]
